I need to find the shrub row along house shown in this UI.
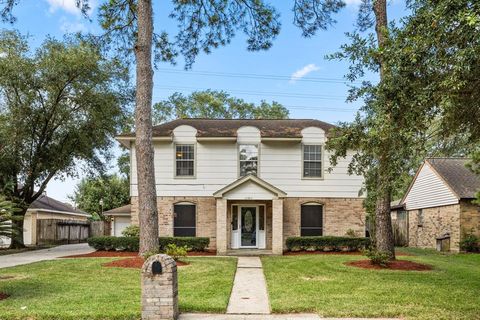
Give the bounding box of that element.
[117,119,366,254]
[391,158,480,252]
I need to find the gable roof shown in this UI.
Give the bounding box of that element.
[104,204,131,216]
[118,118,335,139]
[213,174,287,198]
[426,158,480,199]
[29,195,89,216]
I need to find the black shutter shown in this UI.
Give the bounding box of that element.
[300,205,323,236]
[174,204,196,237]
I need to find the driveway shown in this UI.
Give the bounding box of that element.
[0,243,94,268]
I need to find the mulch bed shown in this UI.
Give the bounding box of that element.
[284,250,412,256]
[102,257,188,269]
[62,250,216,259]
[346,259,432,271]
[0,292,10,300]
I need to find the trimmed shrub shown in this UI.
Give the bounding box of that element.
[87,236,139,252]
[159,237,209,252]
[460,234,480,252]
[87,236,210,252]
[286,236,370,252]
[364,247,390,266]
[121,225,140,237]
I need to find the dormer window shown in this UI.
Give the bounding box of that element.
[239,144,258,176]
[175,144,195,177]
[303,144,323,178]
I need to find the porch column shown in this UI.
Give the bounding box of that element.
[272,199,284,255]
[216,198,228,255]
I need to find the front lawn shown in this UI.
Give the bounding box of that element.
[0,257,237,319]
[262,249,480,320]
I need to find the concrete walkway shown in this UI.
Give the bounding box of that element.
[0,243,94,268]
[226,256,270,314]
[180,314,400,320]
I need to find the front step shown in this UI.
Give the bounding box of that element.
[225,249,274,256]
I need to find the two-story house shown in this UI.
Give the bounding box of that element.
[118,119,365,255]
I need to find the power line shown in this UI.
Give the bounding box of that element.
[154,85,348,100]
[157,68,362,84]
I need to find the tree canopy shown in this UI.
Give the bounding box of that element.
[0,30,131,246]
[69,174,130,219]
[152,90,289,125]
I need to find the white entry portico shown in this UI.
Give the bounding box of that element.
[214,174,286,255]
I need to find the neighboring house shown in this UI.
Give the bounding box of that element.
[23,195,90,245]
[104,204,131,237]
[398,158,480,252]
[118,119,366,254]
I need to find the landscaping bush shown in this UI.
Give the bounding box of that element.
[165,243,188,261]
[159,237,209,252]
[87,236,210,252]
[286,236,371,252]
[87,236,139,252]
[460,234,480,252]
[363,247,391,266]
[121,225,140,237]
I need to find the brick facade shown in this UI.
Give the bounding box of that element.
[131,196,366,253]
[408,204,461,252]
[406,200,480,252]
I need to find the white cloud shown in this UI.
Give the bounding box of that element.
[46,0,96,15]
[290,64,320,83]
[0,52,7,58]
[60,19,87,33]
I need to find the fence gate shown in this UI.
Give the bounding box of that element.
[392,210,409,246]
[36,219,90,245]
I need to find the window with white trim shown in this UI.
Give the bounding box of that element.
[173,203,196,237]
[239,144,258,176]
[303,145,322,178]
[175,144,194,177]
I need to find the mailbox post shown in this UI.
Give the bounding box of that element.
[141,254,179,320]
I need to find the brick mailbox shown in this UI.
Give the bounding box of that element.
[141,254,179,320]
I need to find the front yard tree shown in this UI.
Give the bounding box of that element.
[153,90,289,125]
[0,31,130,247]
[69,174,130,219]
[292,0,404,259]
[2,0,281,255]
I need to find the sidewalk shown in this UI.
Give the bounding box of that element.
[0,243,94,268]
[226,256,270,314]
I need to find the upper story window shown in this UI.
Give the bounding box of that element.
[239,144,258,176]
[175,144,195,177]
[303,144,322,178]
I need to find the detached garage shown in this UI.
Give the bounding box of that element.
[104,204,131,237]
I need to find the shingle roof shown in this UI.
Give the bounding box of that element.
[118,118,335,138]
[30,195,89,215]
[427,158,480,199]
[103,204,131,215]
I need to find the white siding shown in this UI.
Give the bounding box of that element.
[130,126,364,198]
[223,181,276,200]
[404,162,458,210]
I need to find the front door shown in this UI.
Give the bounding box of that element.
[240,206,257,247]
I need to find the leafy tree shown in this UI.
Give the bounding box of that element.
[69,174,130,219]
[153,90,289,125]
[293,0,399,258]
[0,31,131,247]
[2,0,281,255]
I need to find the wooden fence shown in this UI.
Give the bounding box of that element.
[392,210,409,246]
[36,219,90,245]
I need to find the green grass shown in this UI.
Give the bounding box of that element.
[0,257,236,319]
[262,249,480,320]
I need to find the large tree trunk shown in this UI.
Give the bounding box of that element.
[134,0,159,255]
[373,0,395,259]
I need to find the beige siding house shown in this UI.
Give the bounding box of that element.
[118,119,366,254]
[399,158,480,252]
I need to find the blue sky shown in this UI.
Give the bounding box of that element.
[4,0,407,203]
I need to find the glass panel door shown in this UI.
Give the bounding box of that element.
[240,207,257,247]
